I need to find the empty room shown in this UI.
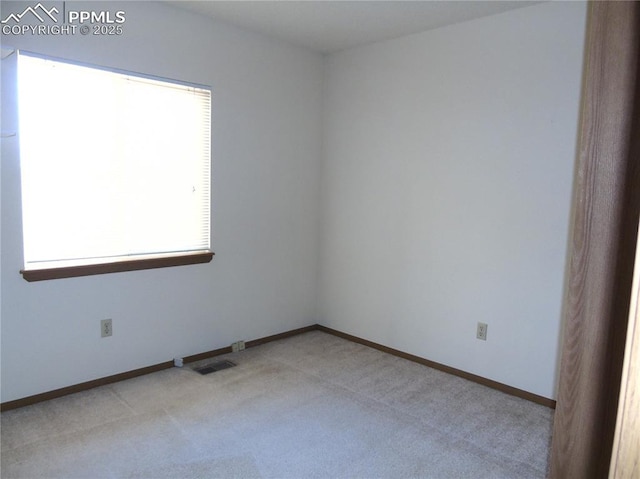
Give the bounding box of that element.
[2,1,639,477]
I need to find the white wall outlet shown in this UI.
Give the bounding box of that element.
[477,322,488,341]
[231,340,246,352]
[101,319,112,338]
[174,357,183,367]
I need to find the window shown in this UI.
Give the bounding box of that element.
[17,51,213,281]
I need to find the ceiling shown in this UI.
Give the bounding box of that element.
[165,1,540,54]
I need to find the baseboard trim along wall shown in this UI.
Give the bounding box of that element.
[0,325,316,412]
[316,325,556,409]
[0,323,555,411]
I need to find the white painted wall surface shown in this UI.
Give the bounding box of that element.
[319,2,587,399]
[1,1,587,404]
[0,1,323,402]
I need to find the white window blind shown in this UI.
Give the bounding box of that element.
[17,52,211,271]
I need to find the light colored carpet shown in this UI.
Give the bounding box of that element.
[1,331,553,478]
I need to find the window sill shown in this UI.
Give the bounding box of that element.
[20,251,214,282]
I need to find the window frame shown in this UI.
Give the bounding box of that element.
[20,252,214,282]
[15,51,214,281]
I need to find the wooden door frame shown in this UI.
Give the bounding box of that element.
[609,223,640,478]
[550,2,640,477]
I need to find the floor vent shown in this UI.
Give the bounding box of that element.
[193,360,236,375]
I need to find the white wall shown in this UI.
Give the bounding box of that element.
[0,1,324,402]
[1,1,587,404]
[319,2,586,399]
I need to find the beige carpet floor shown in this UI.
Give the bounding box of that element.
[1,331,553,478]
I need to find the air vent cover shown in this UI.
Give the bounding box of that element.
[193,360,236,375]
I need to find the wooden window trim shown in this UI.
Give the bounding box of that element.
[20,251,214,282]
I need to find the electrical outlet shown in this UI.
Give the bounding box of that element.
[231,340,245,352]
[477,322,488,341]
[101,319,112,338]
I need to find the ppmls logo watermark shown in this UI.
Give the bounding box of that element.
[2,3,58,24]
[1,2,126,36]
